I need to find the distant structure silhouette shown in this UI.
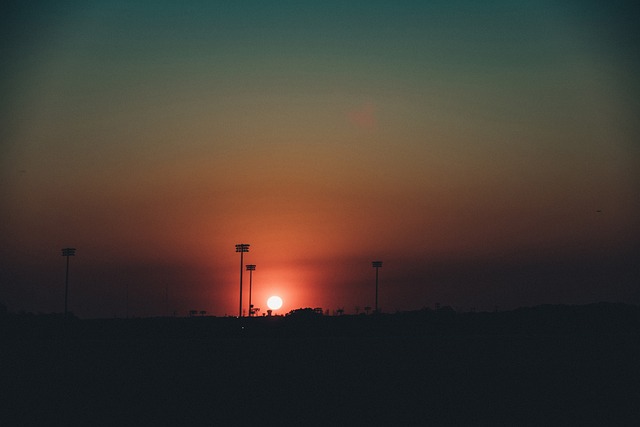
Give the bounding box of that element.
[235,244,250,317]
[61,247,76,316]
[246,264,256,316]
[372,261,382,313]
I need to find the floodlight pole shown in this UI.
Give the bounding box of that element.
[246,264,256,317]
[61,248,76,316]
[235,244,250,317]
[372,261,383,313]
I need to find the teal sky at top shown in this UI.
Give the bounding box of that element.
[4,1,638,113]
[2,1,636,155]
[2,0,638,223]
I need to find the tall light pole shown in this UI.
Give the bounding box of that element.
[246,264,256,317]
[235,243,250,317]
[61,248,76,316]
[372,261,382,313]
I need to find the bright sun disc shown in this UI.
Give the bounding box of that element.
[267,295,283,310]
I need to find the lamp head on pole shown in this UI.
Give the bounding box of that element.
[62,248,76,257]
[372,261,382,268]
[235,243,250,253]
[246,264,256,271]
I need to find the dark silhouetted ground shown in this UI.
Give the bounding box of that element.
[2,303,639,426]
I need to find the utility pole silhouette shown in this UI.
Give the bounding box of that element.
[235,244,250,317]
[372,261,382,313]
[246,264,256,316]
[165,285,169,317]
[61,248,76,316]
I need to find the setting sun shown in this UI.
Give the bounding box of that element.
[267,296,283,311]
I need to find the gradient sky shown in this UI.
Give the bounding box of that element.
[2,1,639,318]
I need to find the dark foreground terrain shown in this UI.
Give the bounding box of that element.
[2,303,639,426]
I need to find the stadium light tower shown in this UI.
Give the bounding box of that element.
[246,264,256,317]
[235,244,250,317]
[61,248,76,316]
[372,261,383,313]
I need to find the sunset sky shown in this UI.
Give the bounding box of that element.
[2,1,639,318]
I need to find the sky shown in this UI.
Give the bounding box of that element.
[1,1,639,318]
